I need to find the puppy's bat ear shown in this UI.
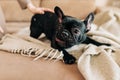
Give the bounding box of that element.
[54,6,65,23]
[84,13,94,33]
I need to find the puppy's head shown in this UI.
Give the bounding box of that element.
[54,6,94,48]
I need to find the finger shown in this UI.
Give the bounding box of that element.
[43,8,54,13]
[35,8,45,14]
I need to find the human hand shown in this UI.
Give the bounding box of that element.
[27,2,54,14]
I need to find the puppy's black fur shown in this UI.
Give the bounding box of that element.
[30,6,110,64]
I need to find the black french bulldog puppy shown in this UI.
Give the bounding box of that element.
[30,6,110,64]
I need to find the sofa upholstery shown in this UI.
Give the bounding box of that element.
[40,0,96,19]
[0,51,85,80]
[0,0,95,22]
[0,0,39,33]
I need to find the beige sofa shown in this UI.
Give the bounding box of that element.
[0,0,96,80]
[0,0,39,33]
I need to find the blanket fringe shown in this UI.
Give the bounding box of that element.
[0,34,63,62]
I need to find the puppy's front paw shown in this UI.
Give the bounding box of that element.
[63,54,76,64]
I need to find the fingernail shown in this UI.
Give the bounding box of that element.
[40,11,44,14]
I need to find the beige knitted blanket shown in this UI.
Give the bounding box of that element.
[1,7,120,80]
[77,7,120,80]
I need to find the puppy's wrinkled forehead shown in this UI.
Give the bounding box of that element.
[62,17,86,30]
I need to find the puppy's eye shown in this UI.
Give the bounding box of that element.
[72,28,80,34]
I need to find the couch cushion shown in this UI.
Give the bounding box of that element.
[40,0,96,19]
[0,0,39,22]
